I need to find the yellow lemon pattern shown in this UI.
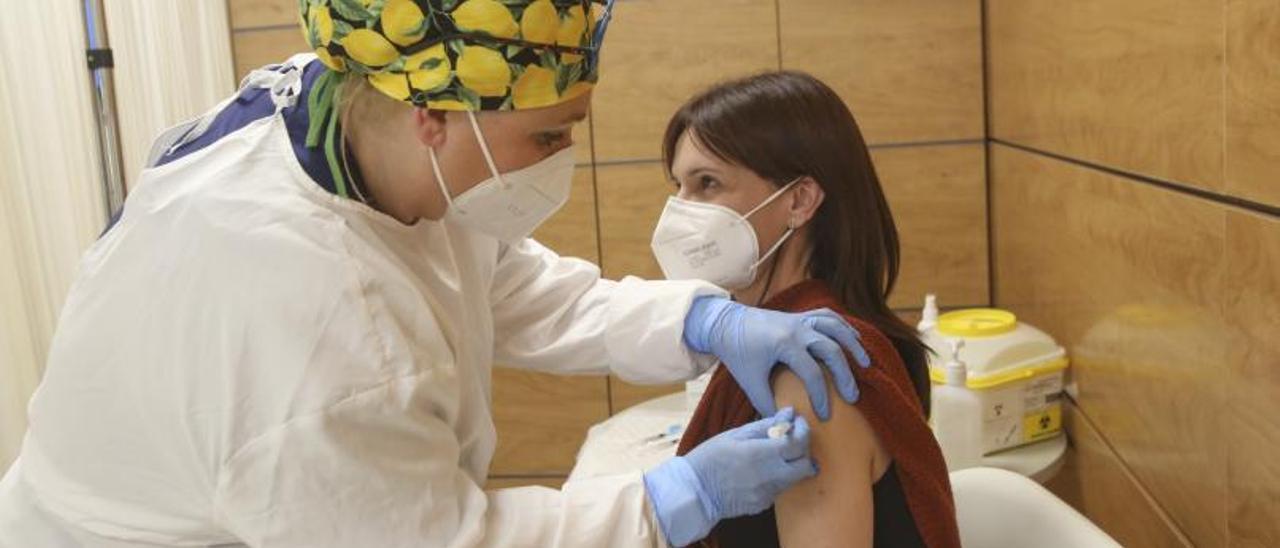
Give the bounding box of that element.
[557,4,587,63]
[341,28,399,67]
[368,72,412,101]
[453,0,519,39]
[520,0,559,45]
[511,64,559,109]
[380,0,427,47]
[456,46,511,97]
[302,0,608,111]
[406,44,451,92]
[307,6,334,46]
[315,47,346,72]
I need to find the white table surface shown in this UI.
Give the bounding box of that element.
[570,392,1068,484]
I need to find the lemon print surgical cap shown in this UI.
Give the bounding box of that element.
[301,0,614,112]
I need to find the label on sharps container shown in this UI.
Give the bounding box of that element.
[982,386,1021,452]
[1023,402,1062,442]
[980,371,1065,454]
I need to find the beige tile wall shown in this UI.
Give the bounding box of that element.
[988,0,1280,544]
[227,0,987,488]
[987,0,1226,191]
[778,0,985,145]
[1044,402,1194,547]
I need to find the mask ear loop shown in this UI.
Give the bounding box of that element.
[427,110,504,213]
[466,111,506,188]
[754,218,799,307]
[742,176,804,221]
[428,145,453,208]
[745,175,804,267]
[748,177,805,306]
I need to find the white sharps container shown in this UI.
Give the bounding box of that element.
[922,307,1068,455]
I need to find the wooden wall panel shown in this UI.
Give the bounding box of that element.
[228,0,296,30]
[991,144,1228,547]
[983,145,1233,548]
[875,144,988,309]
[531,167,599,263]
[1046,402,1193,547]
[778,0,984,145]
[490,368,609,476]
[1225,0,1280,207]
[609,378,683,416]
[987,0,1225,191]
[484,476,566,490]
[1224,210,1280,547]
[231,29,308,79]
[596,161,669,280]
[989,2,1280,545]
[589,0,780,162]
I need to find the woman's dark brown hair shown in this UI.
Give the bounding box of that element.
[662,70,931,414]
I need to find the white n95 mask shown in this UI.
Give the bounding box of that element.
[429,110,576,243]
[650,178,801,289]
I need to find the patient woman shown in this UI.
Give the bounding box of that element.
[655,72,961,547]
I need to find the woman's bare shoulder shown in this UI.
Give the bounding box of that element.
[770,369,889,548]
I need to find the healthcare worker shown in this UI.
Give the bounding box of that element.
[0,1,873,546]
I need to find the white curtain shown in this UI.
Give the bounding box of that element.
[106,1,236,185]
[0,1,233,470]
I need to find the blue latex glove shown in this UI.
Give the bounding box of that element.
[644,408,816,546]
[684,296,871,420]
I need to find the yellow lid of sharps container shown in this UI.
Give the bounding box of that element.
[937,308,1018,337]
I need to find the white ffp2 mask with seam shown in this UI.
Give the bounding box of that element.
[650,177,801,289]
[429,110,576,243]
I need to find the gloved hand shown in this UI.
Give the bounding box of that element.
[684,296,871,420]
[644,408,816,546]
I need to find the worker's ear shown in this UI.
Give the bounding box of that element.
[413,107,448,149]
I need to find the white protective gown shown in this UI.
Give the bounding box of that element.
[0,63,724,547]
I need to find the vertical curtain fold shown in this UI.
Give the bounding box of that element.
[0,0,234,469]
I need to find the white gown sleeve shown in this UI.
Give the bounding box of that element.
[213,374,668,548]
[489,238,726,384]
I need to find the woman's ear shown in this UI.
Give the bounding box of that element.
[413,108,449,149]
[788,176,826,228]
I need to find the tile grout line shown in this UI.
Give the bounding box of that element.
[588,139,986,168]
[979,0,996,309]
[989,138,1280,220]
[1065,396,1198,547]
[1221,0,1230,205]
[774,0,784,71]
[586,107,614,418]
[231,23,299,34]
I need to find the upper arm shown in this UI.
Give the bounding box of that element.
[489,239,614,373]
[771,369,886,548]
[490,239,723,382]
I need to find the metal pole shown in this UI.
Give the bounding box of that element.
[81,0,127,220]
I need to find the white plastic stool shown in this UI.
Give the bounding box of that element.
[951,467,1120,548]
